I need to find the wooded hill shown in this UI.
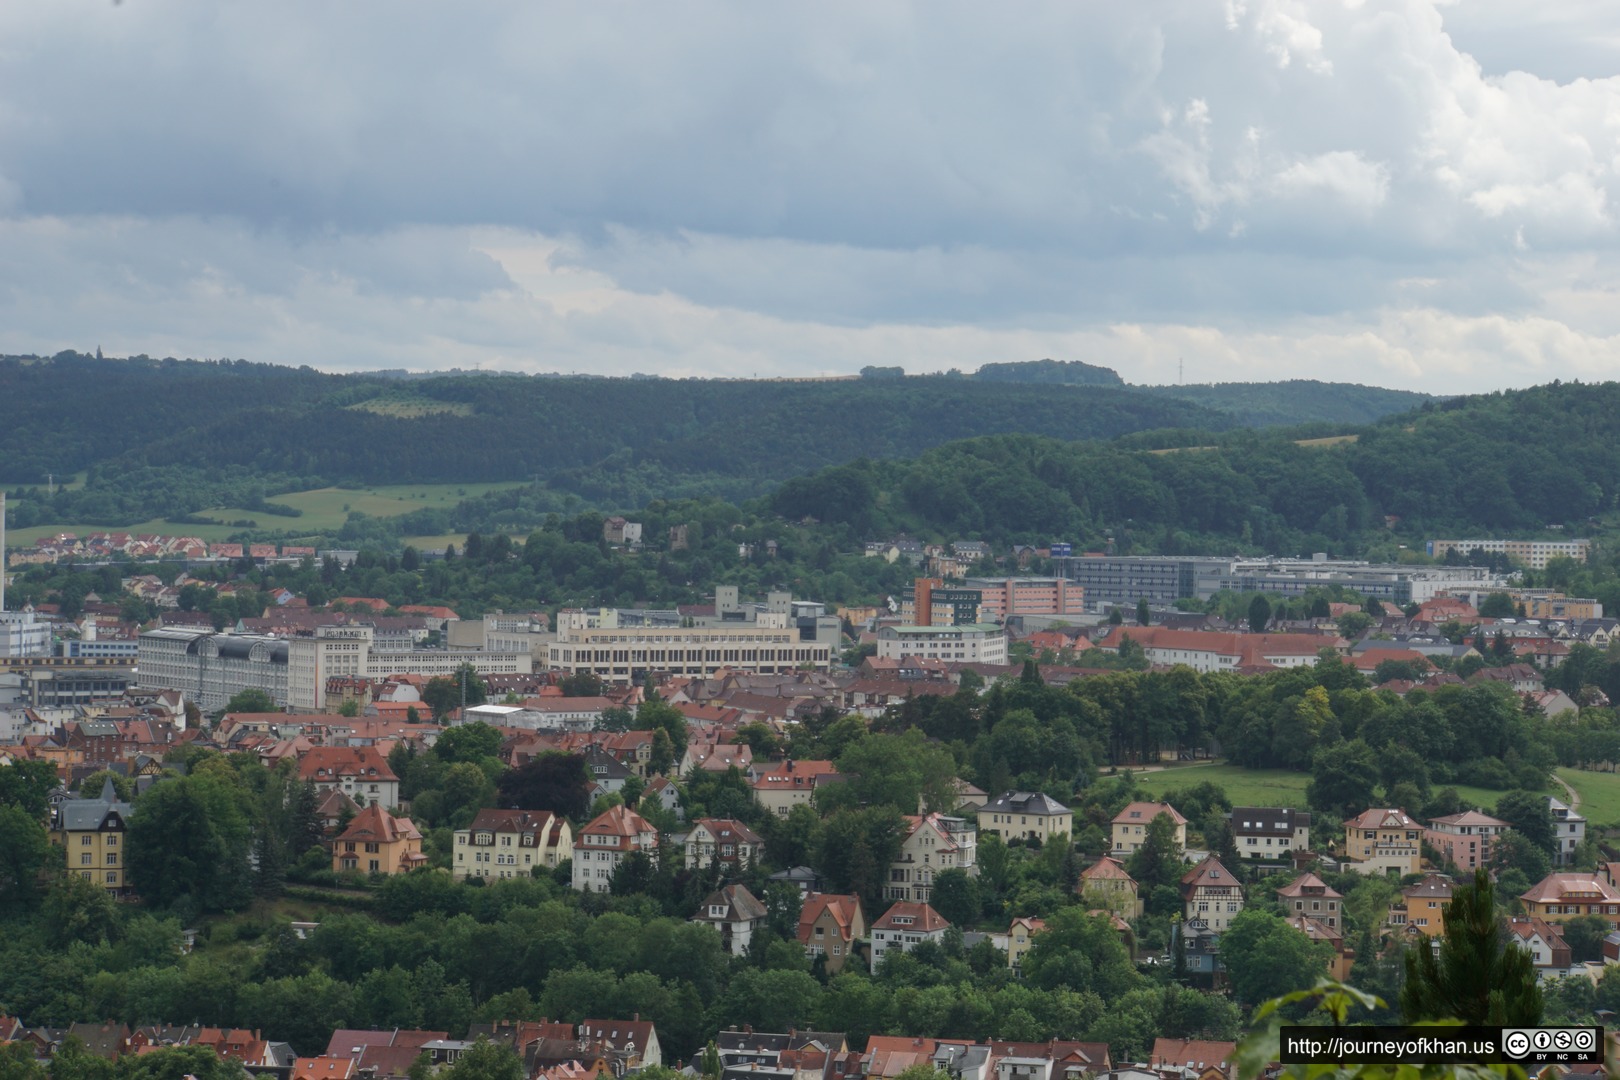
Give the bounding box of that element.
[0,352,1426,529]
[770,380,1620,557]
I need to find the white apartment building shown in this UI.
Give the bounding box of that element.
[875,624,1008,665]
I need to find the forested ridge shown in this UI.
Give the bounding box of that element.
[2,352,1430,529]
[772,380,1620,558]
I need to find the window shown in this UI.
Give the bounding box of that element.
[81,835,92,846]
[81,853,91,865]
[105,872,117,884]
[105,835,118,847]
[106,854,118,866]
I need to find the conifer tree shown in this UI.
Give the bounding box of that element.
[1401,868,1541,1026]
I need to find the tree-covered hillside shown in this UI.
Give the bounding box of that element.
[1137,379,1436,427]
[771,380,1620,557]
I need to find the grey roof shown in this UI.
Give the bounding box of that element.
[698,884,768,923]
[55,778,132,831]
[982,791,1071,816]
[1229,806,1310,835]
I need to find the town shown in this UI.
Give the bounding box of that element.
[0,508,1616,1079]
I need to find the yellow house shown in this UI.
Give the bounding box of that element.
[978,791,1073,845]
[1342,808,1422,875]
[452,808,573,881]
[50,778,132,894]
[1110,802,1188,858]
[1392,874,1453,937]
[332,804,427,876]
[1007,915,1046,973]
[1520,873,1620,928]
[1078,855,1143,918]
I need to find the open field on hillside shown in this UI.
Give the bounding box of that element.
[1557,768,1620,828]
[5,518,244,545]
[199,483,524,532]
[346,395,474,418]
[3,483,523,548]
[1132,760,1516,817]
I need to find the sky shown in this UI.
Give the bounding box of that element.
[2,1,1620,393]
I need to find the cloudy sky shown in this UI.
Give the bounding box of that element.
[3,1,1619,392]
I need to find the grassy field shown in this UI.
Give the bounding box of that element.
[1556,768,1620,828]
[5,517,245,545]
[400,533,472,551]
[1133,760,1521,816]
[4,482,524,547]
[1133,763,1312,808]
[347,395,474,419]
[198,482,524,532]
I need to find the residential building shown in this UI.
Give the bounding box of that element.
[1284,915,1355,981]
[1426,538,1590,570]
[331,804,426,876]
[979,792,1073,845]
[1007,916,1046,974]
[571,804,659,892]
[684,818,765,872]
[875,624,1007,665]
[1342,809,1422,875]
[1394,875,1454,937]
[1093,627,1334,673]
[49,777,131,894]
[1077,856,1143,918]
[869,902,951,971]
[1180,856,1243,935]
[1229,807,1310,860]
[752,760,843,818]
[1425,811,1510,872]
[1507,916,1574,981]
[1549,796,1587,866]
[297,746,400,808]
[798,893,866,974]
[691,884,767,956]
[1110,802,1188,857]
[885,813,978,903]
[1520,873,1620,928]
[1275,873,1341,930]
[576,1018,662,1069]
[1148,1040,1236,1079]
[452,809,572,881]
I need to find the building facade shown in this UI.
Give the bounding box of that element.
[1425,811,1510,872]
[452,808,573,881]
[1110,802,1188,857]
[979,792,1073,845]
[1342,808,1423,875]
[875,624,1008,665]
[49,778,132,894]
[571,804,659,892]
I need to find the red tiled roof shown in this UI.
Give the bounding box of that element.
[872,901,950,932]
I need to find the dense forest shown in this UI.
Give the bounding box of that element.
[772,380,1620,558]
[1,352,1427,530]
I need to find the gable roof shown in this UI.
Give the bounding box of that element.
[334,804,422,846]
[1111,801,1186,827]
[1149,1039,1236,1072]
[1079,856,1135,884]
[872,901,950,933]
[697,883,768,922]
[1344,808,1418,830]
[798,894,864,943]
[1276,872,1341,899]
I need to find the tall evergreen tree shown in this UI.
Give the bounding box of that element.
[1401,868,1542,1026]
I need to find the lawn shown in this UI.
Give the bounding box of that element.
[1131,761,1522,817]
[1132,763,1311,808]
[1556,767,1620,828]
[6,517,245,545]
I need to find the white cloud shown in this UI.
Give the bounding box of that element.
[0,1,1618,393]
